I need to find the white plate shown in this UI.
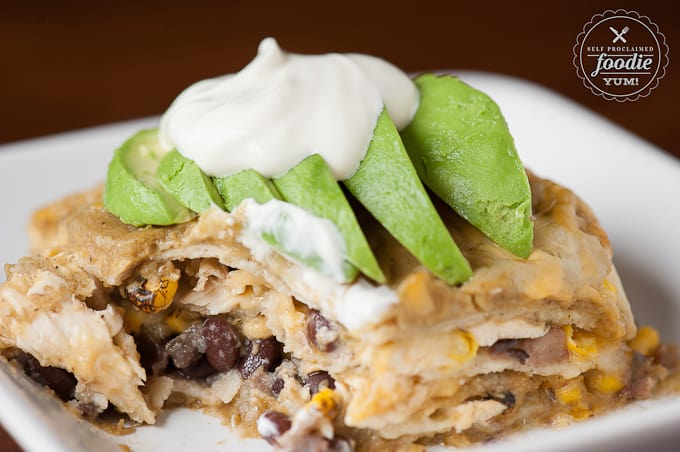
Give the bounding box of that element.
[0,71,679,452]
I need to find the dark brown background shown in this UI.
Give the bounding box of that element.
[0,1,677,450]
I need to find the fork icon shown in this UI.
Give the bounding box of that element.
[610,26,630,43]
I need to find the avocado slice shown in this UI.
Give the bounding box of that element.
[344,109,472,285]
[273,154,385,284]
[104,129,194,226]
[401,74,533,258]
[214,169,283,211]
[215,169,355,282]
[157,149,225,212]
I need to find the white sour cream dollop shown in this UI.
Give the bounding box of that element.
[159,37,419,179]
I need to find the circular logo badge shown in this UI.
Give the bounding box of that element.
[574,10,668,101]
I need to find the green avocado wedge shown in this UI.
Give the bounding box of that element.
[401,74,533,258]
[344,109,472,285]
[214,169,282,211]
[104,129,194,226]
[273,154,385,284]
[157,149,225,213]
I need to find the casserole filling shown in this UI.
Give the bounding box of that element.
[1,173,678,452]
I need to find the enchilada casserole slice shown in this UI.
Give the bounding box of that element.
[1,171,677,451]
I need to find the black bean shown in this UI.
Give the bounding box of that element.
[134,332,168,377]
[489,339,529,364]
[474,391,516,413]
[306,310,338,352]
[257,410,291,445]
[79,402,101,418]
[653,344,680,369]
[203,316,242,372]
[239,337,282,379]
[15,352,42,378]
[165,323,206,369]
[175,355,217,379]
[304,370,335,395]
[35,366,77,401]
[16,352,77,401]
[124,276,155,313]
[271,377,285,398]
[497,391,515,410]
[621,351,655,400]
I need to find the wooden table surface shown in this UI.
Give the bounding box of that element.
[0,1,677,450]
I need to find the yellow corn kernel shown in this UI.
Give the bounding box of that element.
[127,277,178,313]
[629,326,659,356]
[400,271,435,315]
[123,308,148,335]
[448,330,479,363]
[308,388,339,417]
[585,371,624,394]
[166,309,200,334]
[153,278,178,310]
[570,408,593,420]
[564,325,599,358]
[555,380,583,405]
